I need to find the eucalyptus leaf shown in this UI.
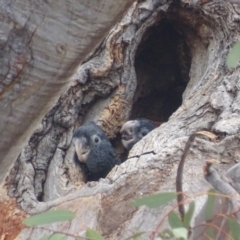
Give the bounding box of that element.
[172,227,188,239]
[49,233,67,240]
[206,226,215,240]
[124,232,144,240]
[159,229,174,239]
[226,41,240,68]
[23,210,75,226]
[183,201,195,229]
[131,192,177,208]
[86,228,105,240]
[168,211,183,229]
[204,189,217,239]
[39,236,51,240]
[205,189,216,221]
[227,217,240,240]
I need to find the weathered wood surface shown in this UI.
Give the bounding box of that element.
[3,0,240,239]
[0,0,134,184]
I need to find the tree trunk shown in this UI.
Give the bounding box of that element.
[0,0,134,184]
[2,0,240,239]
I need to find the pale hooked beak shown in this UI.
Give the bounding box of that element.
[120,120,138,150]
[73,137,90,163]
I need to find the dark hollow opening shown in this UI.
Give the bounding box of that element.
[131,18,191,122]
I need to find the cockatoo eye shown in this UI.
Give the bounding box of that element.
[93,136,100,143]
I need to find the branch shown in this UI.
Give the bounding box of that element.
[22,175,125,214]
[203,160,240,219]
[176,131,217,220]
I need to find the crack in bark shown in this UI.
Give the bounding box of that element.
[127,150,156,159]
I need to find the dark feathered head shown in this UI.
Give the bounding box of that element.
[72,122,120,181]
[120,118,157,151]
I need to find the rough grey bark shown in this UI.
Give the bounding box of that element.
[0,0,134,184]
[4,0,240,239]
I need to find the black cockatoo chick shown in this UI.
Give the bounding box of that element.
[120,118,159,151]
[72,122,120,181]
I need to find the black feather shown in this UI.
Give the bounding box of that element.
[134,118,156,133]
[120,118,156,151]
[73,122,120,181]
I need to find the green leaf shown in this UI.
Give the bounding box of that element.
[204,189,218,239]
[49,234,67,240]
[159,229,174,239]
[226,41,240,68]
[205,189,216,221]
[124,232,144,240]
[183,201,195,229]
[131,192,177,208]
[206,226,215,240]
[23,210,75,226]
[38,234,68,240]
[227,217,240,240]
[172,227,188,239]
[86,228,105,240]
[168,211,183,229]
[39,236,51,240]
